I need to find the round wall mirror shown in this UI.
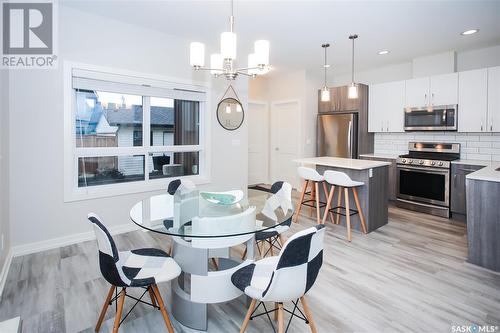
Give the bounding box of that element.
[217,98,244,131]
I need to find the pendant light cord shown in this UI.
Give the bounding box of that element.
[230,0,234,32]
[324,46,327,86]
[322,43,329,87]
[349,34,358,84]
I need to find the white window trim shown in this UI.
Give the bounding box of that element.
[63,61,212,202]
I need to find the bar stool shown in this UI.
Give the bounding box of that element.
[322,170,368,242]
[294,166,328,225]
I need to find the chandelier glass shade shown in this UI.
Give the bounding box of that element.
[189,0,270,80]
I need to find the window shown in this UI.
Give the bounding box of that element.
[66,66,208,200]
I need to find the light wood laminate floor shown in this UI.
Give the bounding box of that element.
[1,190,499,333]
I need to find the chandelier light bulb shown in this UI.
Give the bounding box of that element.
[254,40,270,66]
[221,32,237,60]
[190,42,205,67]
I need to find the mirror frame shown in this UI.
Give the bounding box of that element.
[216,97,245,131]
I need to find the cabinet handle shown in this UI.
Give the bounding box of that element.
[481,123,483,132]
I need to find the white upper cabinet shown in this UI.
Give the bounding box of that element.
[368,83,385,132]
[458,68,488,132]
[368,81,405,133]
[430,73,458,106]
[405,77,429,108]
[488,66,500,132]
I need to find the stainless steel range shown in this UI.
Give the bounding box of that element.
[396,142,460,218]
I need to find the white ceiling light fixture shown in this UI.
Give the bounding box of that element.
[321,43,331,102]
[348,34,359,99]
[461,29,479,35]
[189,0,271,80]
[378,50,390,55]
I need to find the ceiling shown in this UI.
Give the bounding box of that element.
[62,0,500,77]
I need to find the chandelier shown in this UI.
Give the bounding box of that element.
[189,0,271,80]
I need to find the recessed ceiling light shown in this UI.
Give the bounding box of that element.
[378,50,390,55]
[461,29,479,36]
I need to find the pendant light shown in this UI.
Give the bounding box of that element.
[348,34,358,99]
[321,43,331,102]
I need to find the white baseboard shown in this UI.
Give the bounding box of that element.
[11,223,140,258]
[0,248,13,300]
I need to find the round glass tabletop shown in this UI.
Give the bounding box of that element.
[130,188,294,238]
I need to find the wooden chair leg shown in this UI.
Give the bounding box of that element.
[352,187,368,234]
[240,298,257,333]
[112,288,126,333]
[274,302,279,320]
[314,182,321,224]
[278,234,285,248]
[277,302,285,333]
[294,180,309,223]
[241,246,247,260]
[300,296,318,333]
[95,285,116,332]
[151,284,175,333]
[269,239,274,256]
[322,185,335,224]
[335,186,343,225]
[345,188,352,242]
[148,286,157,307]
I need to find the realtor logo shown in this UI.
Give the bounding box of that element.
[2,1,57,68]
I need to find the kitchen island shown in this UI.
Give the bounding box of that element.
[294,156,391,232]
[466,163,500,272]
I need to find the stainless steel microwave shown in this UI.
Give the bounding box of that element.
[404,105,457,131]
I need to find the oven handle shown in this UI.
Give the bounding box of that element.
[397,165,450,174]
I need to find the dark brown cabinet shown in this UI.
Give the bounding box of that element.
[450,163,484,216]
[359,155,397,201]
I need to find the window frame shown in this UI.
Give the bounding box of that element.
[64,61,211,202]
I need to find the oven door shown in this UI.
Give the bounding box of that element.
[404,105,457,131]
[397,165,450,207]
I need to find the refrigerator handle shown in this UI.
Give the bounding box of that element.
[348,120,353,158]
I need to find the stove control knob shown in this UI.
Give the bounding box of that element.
[438,161,443,166]
[419,160,424,165]
[402,159,406,163]
[431,161,436,166]
[408,159,413,164]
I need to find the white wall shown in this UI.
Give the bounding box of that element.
[7,5,248,249]
[0,69,10,270]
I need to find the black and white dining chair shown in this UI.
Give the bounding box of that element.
[246,181,294,258]
[232,224,325,333]
[88,213,181,333]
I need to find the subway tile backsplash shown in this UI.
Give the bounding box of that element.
[374,132,500,161]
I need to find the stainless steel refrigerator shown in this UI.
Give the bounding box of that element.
[317,113,358,158]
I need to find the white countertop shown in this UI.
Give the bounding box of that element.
[466,163,500,183]
[359,153,399,160]
[451,159,493,167]
[294,156,391,170]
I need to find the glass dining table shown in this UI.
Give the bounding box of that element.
[129,188,293,331]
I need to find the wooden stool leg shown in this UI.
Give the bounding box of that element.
[151,284,175,333]
[345,188,352,242]
[112,288,126,333]
[352,187,368,234]
[309,182,316,217]
[314,182,321,224]
[95,285,116,332]
[278,303,285,333]
[211,258,219,270]
[294,180,309,223]
[278,234,285,247]
[322,185,335,224]
[240,299,257,333]
[300,296,318,333]
[335,186,343,225]
[148,286,157,307]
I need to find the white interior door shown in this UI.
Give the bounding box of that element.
[270,100,300,188]
[248,101,269,185]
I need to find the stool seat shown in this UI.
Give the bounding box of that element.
[323,170,364,188]
[298,166,324,182]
